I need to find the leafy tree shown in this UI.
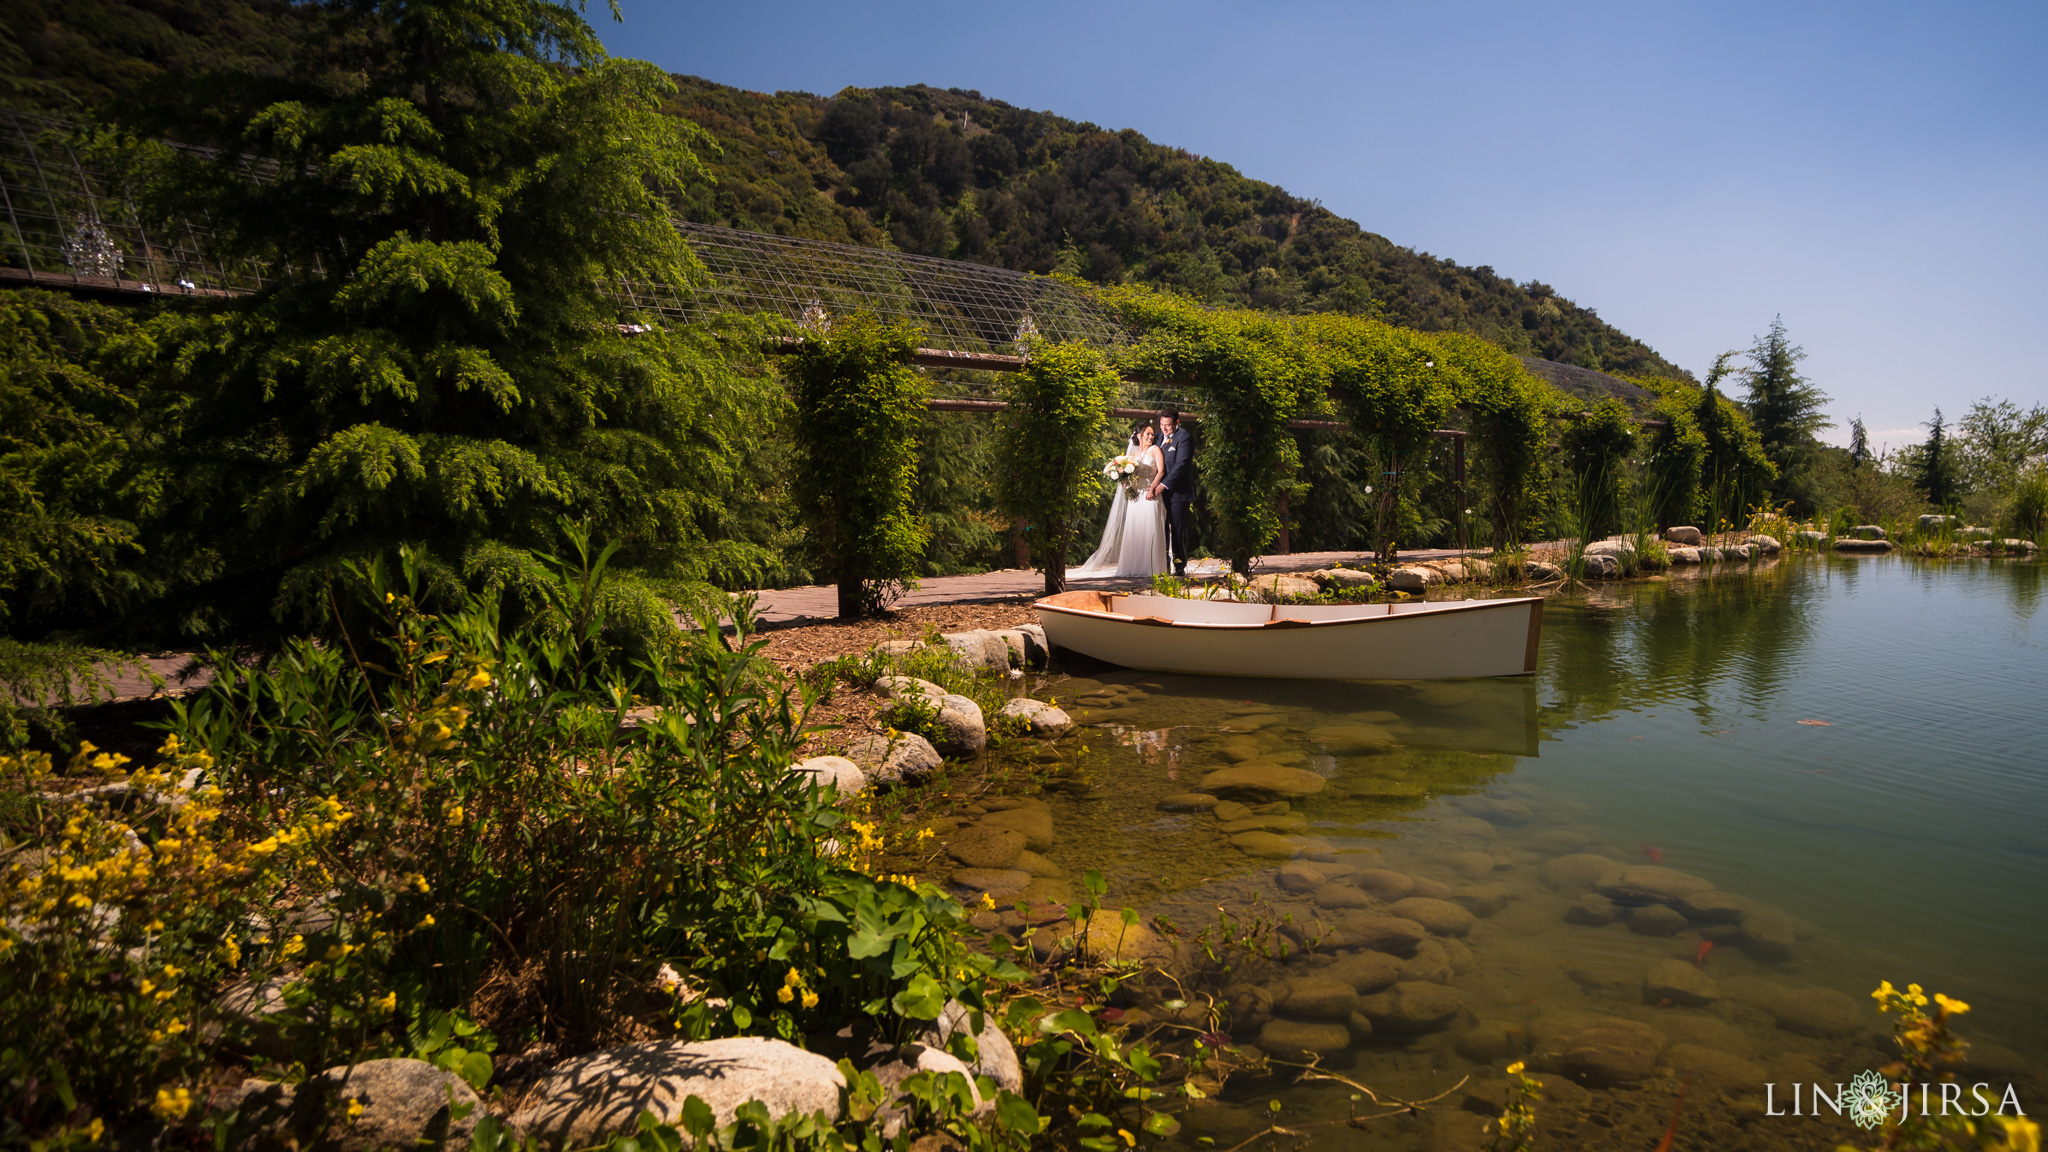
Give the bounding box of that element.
[1693,359,1776,532]
[1741,317,1830,514]
[992,340,1121,594]
[1955,396,2048,494]
[118,0,784,641]
[1643,388,1710,530]
[1560,398,1636,539]
[785,313,929,618]
[1909,408,1960,509]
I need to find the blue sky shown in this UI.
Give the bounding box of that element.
[601,1,2046,449]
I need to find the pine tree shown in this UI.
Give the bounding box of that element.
[1912,408,1959,509]
[1741,316,1831,513]
[125,0,785,640]
[1849,416,1870,468]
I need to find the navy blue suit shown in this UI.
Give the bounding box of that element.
[1158,424,1196,571]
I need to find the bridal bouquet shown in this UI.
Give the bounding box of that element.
[1103,454,1140,497]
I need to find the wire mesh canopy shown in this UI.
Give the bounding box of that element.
[646,222,1126,355]
[0,110,273,297]
[0,109,1127,354]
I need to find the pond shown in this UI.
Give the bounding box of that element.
[1024,553,2045,1149]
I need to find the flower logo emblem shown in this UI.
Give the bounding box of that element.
[1845,1069,1902,1130]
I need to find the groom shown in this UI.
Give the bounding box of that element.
[1151,408,1196,576]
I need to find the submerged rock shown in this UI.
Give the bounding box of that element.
[1158,792,1219,812]
[1644,959,1720,1006]
[1306,723,1398,754]
[1351,869,1417,901]
[946,826,1026,870]
[1659,1043,1767,1090]
[1736,908,1799,962]
[1594,865,1717,904]
[1320,950,1403,993]
[1258,1018,1351,1059]
[1355,981,1463,1032]
[1200,762,1329,799]
[1276,978,1360,1021]
[1386,897,1476,937]
[1552,1019,1666,1087]
[1626,905,1689,936]
[977,803,1053,851]
[1722,978,1866,1038]
[1538,854,1620,892]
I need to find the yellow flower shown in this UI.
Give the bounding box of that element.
[979,892,996,910]
[410,873,431,894]
[464,668,492,691]
[1998,1117,2039,1152]
[1506,1061,1526,1075]
[776,985,795,1004]
[418,914,436,928]
[916,828,934,842]
[800,989,819,1009]
[151,1086,192,1121]
[282,934,306,958]
[345,1097,366,1121]
[1934,992,1970,1016]
[375,991,398,1012]
[84,1119,103,1143]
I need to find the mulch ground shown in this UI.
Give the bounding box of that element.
[752,599,1044,758]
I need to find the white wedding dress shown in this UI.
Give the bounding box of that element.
[1069,441,1170,578]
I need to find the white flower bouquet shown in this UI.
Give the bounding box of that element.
[1103,454,1140,497]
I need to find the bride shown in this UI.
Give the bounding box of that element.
[1069,420,1170,578]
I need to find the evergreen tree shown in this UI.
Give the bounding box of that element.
[1911,408,1959,509]
[123,0,784,640]
[1849,416,1870,467]
[1741,316,1831,512]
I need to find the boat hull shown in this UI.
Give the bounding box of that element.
[1033,592,1542,680]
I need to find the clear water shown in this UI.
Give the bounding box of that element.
[1022,554,2046,1149]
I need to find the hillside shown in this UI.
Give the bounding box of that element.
[3,0,1686,379]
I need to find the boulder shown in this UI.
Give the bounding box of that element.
[1750,533,1783,554]
[1230,830,1309,859]
[1257,1018,1351,1059]
[1538,854,1620,892]
[1917,514,1955,532]
[1385,897,1476,937]
[1076,913,1172,964]
[869,1045,987,1136]
[1961,526,1993,541]
[1355,981,1463,1032]
[1220,812,1310,835]
[1722,543,1754,561]
[1454,1021,1534,1063]
[2000,538,2040,551]
[1525,829,1591,855]
[1698,546,1723,561]
[1525,560,1564,582]
[1665,526,1703,545]
[1250,574,1322,602]
[1015,624,1050,667]
[1564,892,1619,926]
[942,630,1015,673]
[1644,960,1720,1006]
[212,975,297,1061]
[946,826,1027,870]
[1583,539,1637,558]
[997,698,1073,737]
[1664,547,1701,564]
[1851,524,1888,541]
[1200,762,1329,799]
[1013,850,1064,878]
[1158,792,1219,812]
[842,732,942,785]
[1316,568,1378,590]
[1211,800,1255,822]
[221,1059,483,1152]
[1673,890,1751,924]
[510,1038,845,1148]
[931,694,988,757]
[924,1001,1023,1094]
[1626,905,1689,937]
[790,756,866,799]
[1444,850,1497,880]
[1581,553,1620,578]
[874,640,927,658]
[1553,1019,1666,1087]
[1594,865,1716,904]
[1387,566,1444,591]
[1835,538,1893,553]
[874,675,944,702]
[977,804,1054,852]
[1797,529,1828,544]
[1297,912,1427,955]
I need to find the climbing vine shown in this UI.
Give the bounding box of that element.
[1099,286,1316,573]
[1560,398,1638,540]
[1430,332,1552,548]
[992,339,1122,594]
[785,313,929,617]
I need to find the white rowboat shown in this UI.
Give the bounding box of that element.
[1032,590,1543,680]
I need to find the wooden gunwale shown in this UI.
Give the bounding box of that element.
[1032,592,1545,630]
